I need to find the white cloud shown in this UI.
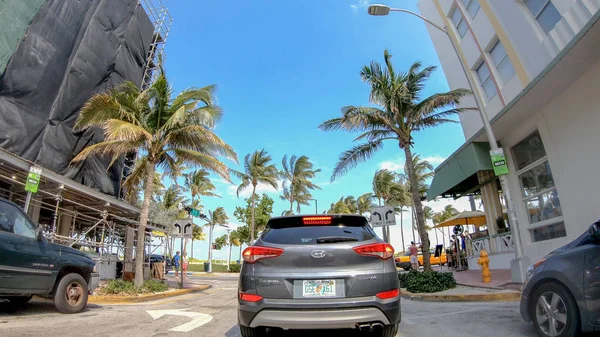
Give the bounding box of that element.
[379,158,405,172]
[422,155,448,165]
[350,0,370,15]
[227,179,283,198]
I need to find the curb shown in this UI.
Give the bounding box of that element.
[88,284,212,304]
[400,289,521,302]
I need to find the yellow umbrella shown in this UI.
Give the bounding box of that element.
[433,211,487,228]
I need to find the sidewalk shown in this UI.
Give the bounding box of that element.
[451,268,521,290]
[89,277,211,304]
[401,285,521,302]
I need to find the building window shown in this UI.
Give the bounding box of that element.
[524,0,561,34]
[530,222,566,242]
[489,40,515,84]
[451,7,468,38]
[475,62,496,100]
[511,130,563,225]
[460,0,480,18]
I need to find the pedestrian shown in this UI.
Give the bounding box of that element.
[173,251,180,277]
[409,241,419,270]
[182,252,189,279]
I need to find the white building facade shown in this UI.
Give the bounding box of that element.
[420,0,600,275]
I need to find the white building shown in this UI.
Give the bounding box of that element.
[419,0,600,280]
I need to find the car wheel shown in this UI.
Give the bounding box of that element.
[53,273,89,314]
[531,282,579,337]
[239,325,266,337]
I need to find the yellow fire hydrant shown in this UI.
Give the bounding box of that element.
[477,250,491,283]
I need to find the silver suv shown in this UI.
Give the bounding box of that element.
[237,214,401,336]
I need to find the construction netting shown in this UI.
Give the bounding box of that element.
[0,0,154,196]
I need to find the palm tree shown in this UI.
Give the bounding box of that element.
[318,51,472,271]
[190,224,206,259]
[185,169,219,203]
[356,193,374,215]
[388,178,410,252]
[404,154,435,243]
[280,155,321,214]
[71,68,237,287]
[372,169,404,242]
[423,205,435,246]
[230,149,279,243]
[441,204,459,242]
[205,207,229,265]
[327,199,352,214]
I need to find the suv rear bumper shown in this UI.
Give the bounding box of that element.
[238,296,400,330]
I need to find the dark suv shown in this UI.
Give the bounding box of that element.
[0,198,99,313]
[237,214,401,336]
[520,220,600,337]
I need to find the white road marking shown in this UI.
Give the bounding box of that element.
[146,309,213,332]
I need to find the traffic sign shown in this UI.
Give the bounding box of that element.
[172,218,194,238]
[184,206,201,217]
[25,166,42,193]
[369,206,396,227]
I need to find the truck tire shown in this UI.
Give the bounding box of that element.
[53,273,88,314]
[239,325,266,337]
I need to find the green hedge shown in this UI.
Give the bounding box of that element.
[398,271,456,293]
[101,279,169,295]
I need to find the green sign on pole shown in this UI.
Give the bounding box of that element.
[490,149,509,176]
[190,209,200,217]
[25,166,42,193]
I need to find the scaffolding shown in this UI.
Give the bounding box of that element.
[139,0,173,89]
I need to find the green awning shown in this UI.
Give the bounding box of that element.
[427,142,493,201]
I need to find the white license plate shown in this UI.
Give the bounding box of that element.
[302,280,336,298]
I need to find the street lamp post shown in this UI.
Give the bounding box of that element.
[309,198,318,214]
[368,4,529,282]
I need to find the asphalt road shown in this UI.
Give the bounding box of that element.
[0,275,540,337]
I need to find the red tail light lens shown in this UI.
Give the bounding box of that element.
[242,246,284,263]
[302,216,332,225]
[353,243,394,260]
[239,293,263,302]
[376,289,399,299]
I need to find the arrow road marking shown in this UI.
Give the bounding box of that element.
[147,309,213,332]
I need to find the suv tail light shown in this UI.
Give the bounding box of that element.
[376,289,399,299]
[242,246,284,263]
[302,216,332,225]
[239,292,263,302]
[353,243,394,260]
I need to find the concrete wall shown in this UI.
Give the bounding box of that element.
[502,58,600,264]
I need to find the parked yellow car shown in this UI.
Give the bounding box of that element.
[395,250,447,270]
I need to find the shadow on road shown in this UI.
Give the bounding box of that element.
[224,325,379,337]
[0,299,101,317]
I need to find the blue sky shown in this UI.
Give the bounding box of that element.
[160,0,478,260]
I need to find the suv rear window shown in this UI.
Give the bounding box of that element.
[261,216,377,245]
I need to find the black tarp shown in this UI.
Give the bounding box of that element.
[0,0,154,196]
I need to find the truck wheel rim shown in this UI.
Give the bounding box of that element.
[66,282,84,306]
[535,291,567,337]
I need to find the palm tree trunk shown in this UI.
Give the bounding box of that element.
[134,164,156,287]
[402,144,432,271]
[400,207,405,252]
[250,184,257,244]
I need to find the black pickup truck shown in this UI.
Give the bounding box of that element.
[0,198,99,313]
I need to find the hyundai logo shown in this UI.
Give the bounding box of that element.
[310,250,327,259]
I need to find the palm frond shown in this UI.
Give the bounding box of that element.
[331,140,384,182]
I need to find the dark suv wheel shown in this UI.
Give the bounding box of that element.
[53,273,88,314]
[531,282,579,337]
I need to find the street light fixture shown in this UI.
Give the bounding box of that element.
[367,4,529,281]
